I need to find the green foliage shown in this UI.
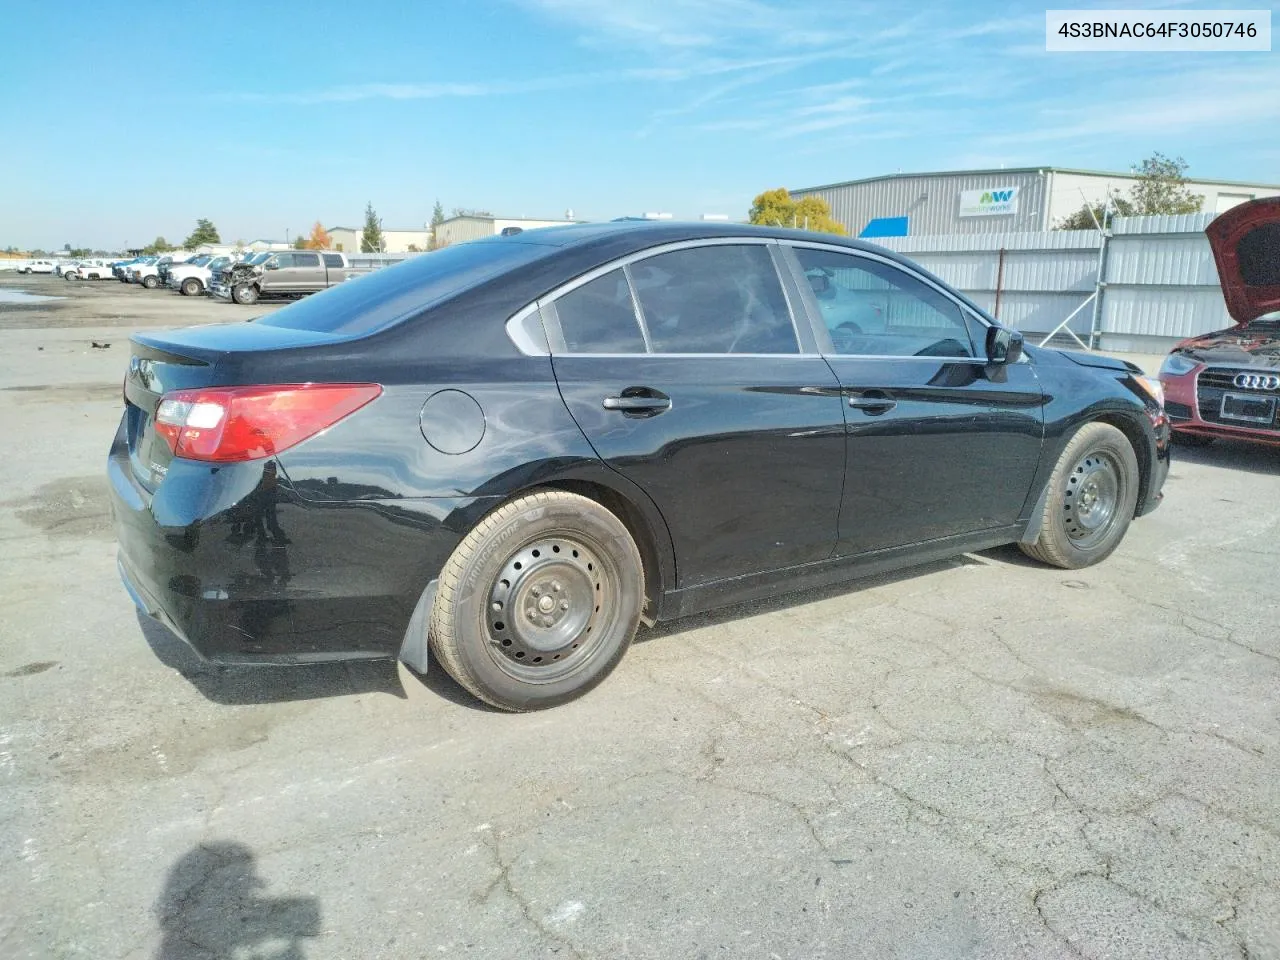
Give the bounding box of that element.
[1130,152,1203,216]
[406,243,421,253]
[1057,152,1203,229]
[360,202,384,253]
[142,236,173,254]
[428,199,446,250]
[1056,193,1135,230]
[748,188,846,235]
[182,219,221,248]
[69,247,92,258]
[293,235,309,249]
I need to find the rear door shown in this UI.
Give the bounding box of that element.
[321,252,347,287]
[1206,196,1280,324]
[783,242,1044,556]
[545,240,846,588]
[289,251,323,293]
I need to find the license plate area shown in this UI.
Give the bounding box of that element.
[1220,392,1277,424]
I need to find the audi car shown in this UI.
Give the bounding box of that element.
[1161,197,1280,446]
[110,221,1169,711]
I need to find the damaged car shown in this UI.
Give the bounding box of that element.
[1161,197,1280,446]
[214,250,351,305]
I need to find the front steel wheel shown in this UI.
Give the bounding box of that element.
[233,282,259,304]
[428,490,644,711]
[1020,422,1140,569]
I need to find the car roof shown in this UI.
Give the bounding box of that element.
[496,219,893,254]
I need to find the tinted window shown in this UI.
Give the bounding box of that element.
[322,253,344,268]
[256,237,554,336]
[792,247,976,358]
[294,252,321,268]
[630,245,797,354]
[553,269,645,353]
[269,253,293,268]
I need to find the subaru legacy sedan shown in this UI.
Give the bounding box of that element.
[110,222,1169,711]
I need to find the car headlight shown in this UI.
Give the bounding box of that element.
[1135,375,1164,408]
[1159,353,1197,377]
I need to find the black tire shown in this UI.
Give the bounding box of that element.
[142,274,159,289]
[181,278,202,297]
[232,282,258,305]
[428,489,644,711]
[1173,431,1214,447]
[1019,422,1140,570]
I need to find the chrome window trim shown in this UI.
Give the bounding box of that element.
[505,301,552,356]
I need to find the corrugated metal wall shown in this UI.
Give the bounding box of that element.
[872,212,1235,347]
[793,171,1049,236]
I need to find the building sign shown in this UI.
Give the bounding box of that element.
[959,187,1019,217]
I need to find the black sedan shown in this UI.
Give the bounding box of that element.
[110,222,1170,710]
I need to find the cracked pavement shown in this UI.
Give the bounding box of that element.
[2,276,1279,959]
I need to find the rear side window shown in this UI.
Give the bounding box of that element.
[630,245,797,354]
[256,237,554,336]
[294,252,321,268]
[322,253,344,268]
[552,269,646,354]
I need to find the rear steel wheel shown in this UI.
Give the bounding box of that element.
[1020,422,1139,569]
[428,490,644,711]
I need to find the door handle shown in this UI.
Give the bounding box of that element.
[602,391,671,413]
[847,393,896,413]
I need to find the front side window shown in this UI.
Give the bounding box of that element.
[792,247,977,358]
[553,269,646,354]
[630,245,798,354]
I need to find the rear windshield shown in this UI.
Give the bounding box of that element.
[255,238,553,336]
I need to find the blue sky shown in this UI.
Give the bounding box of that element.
[1,0,1277,249]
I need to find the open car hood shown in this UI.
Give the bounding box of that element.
[1206,196,1280,325]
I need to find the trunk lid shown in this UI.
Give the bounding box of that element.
[1206,196,1280,325]
[122,324,345,491]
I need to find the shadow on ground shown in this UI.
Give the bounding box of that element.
[156,842,321,959]
[138,612,407,705]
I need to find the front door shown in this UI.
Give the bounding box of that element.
[785,243,1044,556]
[545,242,846,588]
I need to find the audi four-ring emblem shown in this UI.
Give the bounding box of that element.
[1233,372,1280,391]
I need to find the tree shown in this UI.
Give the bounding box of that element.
[1056,152,1204,229]
[233,239,247,254]
[406,243,421,253]
[307,222,331,250]
[143,236,173,254]
[293,235,309,249]
[748,188,846,235]
[182,219,221,248]
[360,202,384,253]
[1130,152,1203,215]
[428,199,446,250]
[1055,192,1135,231]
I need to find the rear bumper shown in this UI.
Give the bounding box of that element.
[108,417,478,664]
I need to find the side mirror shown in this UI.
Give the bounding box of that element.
[264,260,279,270]
[986,326,1024,365]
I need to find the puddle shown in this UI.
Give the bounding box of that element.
[0,290,66,304]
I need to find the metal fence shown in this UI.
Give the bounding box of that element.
[873,212,1231,351]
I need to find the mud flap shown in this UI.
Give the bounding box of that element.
[1018,480,1053,545]
[398,579,438,674]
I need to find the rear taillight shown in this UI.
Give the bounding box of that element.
[154,383,381,462]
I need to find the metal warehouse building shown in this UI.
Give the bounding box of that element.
[792,168,1280,238]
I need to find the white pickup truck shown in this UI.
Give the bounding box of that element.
[19,260,56,274]
[167,255,226,296]
[66,259,114,281]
